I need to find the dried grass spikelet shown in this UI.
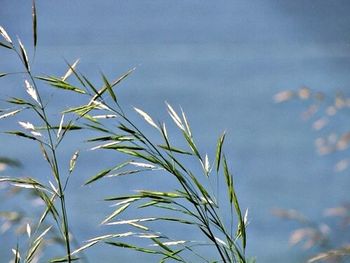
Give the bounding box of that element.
[0,26,12,43]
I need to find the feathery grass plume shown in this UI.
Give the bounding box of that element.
[25,80,40,105]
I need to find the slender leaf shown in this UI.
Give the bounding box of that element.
[85,161,130,185]
[62,59,79,81]
[105,242,159,254]
[32,0,37,49]
[0,109,22,120]
[18,38,30,71]
[0,26,12,43]
[215,132,225,173]
[37,76,85,94]
[0,41,12,49]
[101,203,130,224]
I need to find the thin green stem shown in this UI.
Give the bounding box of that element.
[13,46,72,262]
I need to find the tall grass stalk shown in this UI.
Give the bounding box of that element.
[0,2,74,262]
[0,2,251,262]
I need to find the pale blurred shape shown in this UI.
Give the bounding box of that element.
[335,96,346,109]
[328,133,338,144]
[317,145,333,155]
[334,159,349,172]
[302,104,318,120]
[314,137,326,148]
[298,87,311,100]
[0,163,7,172]
[326,106,337,116]
[273,90,294,103]
[324,207,347,217]
[336,132,350,150]
[312,117,329,130]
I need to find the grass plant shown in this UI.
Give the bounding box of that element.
[0,1,251,262]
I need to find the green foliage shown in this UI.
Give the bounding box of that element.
[0,1,251,262]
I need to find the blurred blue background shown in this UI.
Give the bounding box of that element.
[1,1,350,262]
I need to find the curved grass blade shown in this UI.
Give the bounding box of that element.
[0,26,12,43]
[62,59,79,82]
[101,73,116,102]
[0,109,22,120]
[50,256,79,262]
[0,42,12,49]
[37,76,85,94]
[18,38,30,71]
[215,132,225,173]
[101,203,130,225]
[158,144,192,155]
[223,156,246,250]
[85,161,131,185]
[6,131,38,141]
[134,107,159,130]
[13,243,20,263]
[105,241,159,255]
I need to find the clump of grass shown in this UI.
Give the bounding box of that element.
[0,2,252,262]
[0,2,78,262]
[75,96,250,262]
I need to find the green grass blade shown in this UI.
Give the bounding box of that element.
[0,42,12,49]
[37,76,85,94]
[62,59,80,82]
[223,156,246,250]
[0,109,23,119]
[26,238,42,262]
[85,161,131,185]
[158,144,192,155]
[105,241,159,254]
[18,38,30,71]
[50,256,79,262]
[101,203,130,224]
[101,73,117,102]
[32,0,37,49]
[70,240,98,256]
[6,131,38,141]
[215,132,226,173]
